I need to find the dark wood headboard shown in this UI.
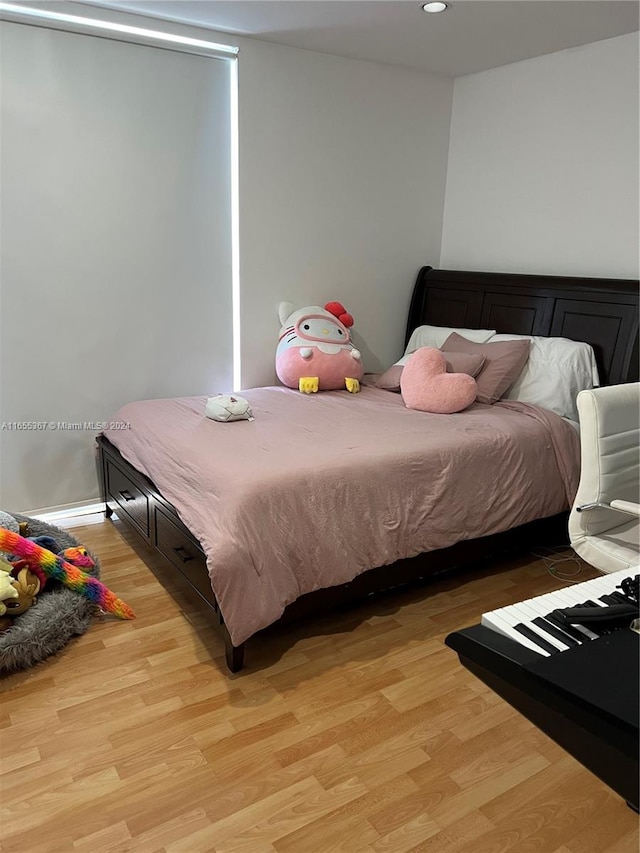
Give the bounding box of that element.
[406,267,639,385]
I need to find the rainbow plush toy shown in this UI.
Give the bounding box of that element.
[0,528,135,620]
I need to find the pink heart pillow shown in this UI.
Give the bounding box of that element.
[400,347,477,414]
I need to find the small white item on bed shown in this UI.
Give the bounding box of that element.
[205,394,254,422]
[488,334,600,422]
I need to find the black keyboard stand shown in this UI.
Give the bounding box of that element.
[446,624,639,811]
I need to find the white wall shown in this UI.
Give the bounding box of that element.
[441,33,640,278]
[238,41,453,387]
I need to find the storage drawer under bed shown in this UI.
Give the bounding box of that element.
[105,457,149,538]
[153,505,216,608]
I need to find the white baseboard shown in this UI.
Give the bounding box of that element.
[20,499,105,523]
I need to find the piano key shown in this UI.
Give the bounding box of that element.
[518,575,620,614]
[530,593,599,638]
[481,611,551,656]
[553,577,602,599]
[514,597,582,642]
[514,623,560,655]
[497,594,589,649]
[504,603,573,651]
[544,610,596,642]
[590,573,628,591]
[536,588,597,612]
[554,603,612,636]
[531,617,580,647]
[479,569,633,654]
[592,578,629,602]
[574,577,624,605]
[537,589,578,606]
[530,602,585,651]
[610,591,634,605]
[553,600,600,640]
[495,603,570,652]
[512,593,599,643]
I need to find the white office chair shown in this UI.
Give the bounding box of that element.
[569,383,640,574]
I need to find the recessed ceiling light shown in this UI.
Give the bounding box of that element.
[422,2,448,12]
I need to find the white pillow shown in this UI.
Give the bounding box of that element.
[489,334,600,422]
[397,325,496,366]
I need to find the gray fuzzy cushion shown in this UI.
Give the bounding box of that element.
[0,513,101,675]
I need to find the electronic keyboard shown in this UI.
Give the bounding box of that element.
[481,569,639,657]
[445,569,639,811]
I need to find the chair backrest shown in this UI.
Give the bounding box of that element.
[569,382,640,545]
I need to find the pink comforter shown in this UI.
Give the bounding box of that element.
[103,387,580,645]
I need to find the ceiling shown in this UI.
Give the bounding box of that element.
[82,1,639,77]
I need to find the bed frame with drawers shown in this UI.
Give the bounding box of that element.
[97,267,639,672]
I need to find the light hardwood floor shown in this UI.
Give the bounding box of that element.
[1,516,638,853]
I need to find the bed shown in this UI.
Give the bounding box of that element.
[97,267,639,672]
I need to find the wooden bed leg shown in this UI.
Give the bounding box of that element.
[225,636,245,673]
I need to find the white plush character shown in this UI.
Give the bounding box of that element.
[275,301,363,394]
[205,394,254,423]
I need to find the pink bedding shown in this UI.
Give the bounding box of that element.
[103,386,580,645]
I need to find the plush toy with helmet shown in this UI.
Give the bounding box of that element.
[276,301,364,394]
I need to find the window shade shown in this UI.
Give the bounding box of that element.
[0,20,234,511]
